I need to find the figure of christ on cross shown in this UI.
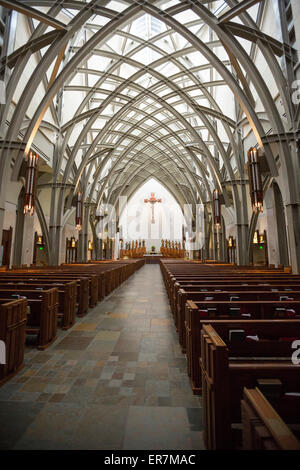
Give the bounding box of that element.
[144,192,162,224]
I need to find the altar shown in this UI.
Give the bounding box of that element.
[143,254,164,264]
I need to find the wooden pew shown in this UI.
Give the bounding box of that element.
[242,387,300,450]
[0,279,76,330]
[0,259,144,387]
[0,298,27,385]
[0,289,58,350]
[0,273,89,317]
[41,272,96,311]
[168,276,300,311]
[200,322,300,449]
[60,259,145,296]
[63,259,144,297]
[172,281,300,319]
[176,289,300,351]
[186,300,300,393]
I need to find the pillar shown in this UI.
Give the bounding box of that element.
[285,203,300,273]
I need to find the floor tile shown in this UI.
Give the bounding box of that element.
[0,265,203,450]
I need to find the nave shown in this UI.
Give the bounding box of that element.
[0,0,300,454]
[0,264,203,450]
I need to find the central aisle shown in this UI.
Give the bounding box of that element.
[0,264,204,450]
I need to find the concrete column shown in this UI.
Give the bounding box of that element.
[22,213,34,266]
[285,203,300,273]
[291,0,300,68]
[0,204,5,248]
[82,204,89,262]
[77,231,84,262]
[265,188,278,266]
[235,180,249,266]
[53,224,63,266]
[83,232,88,262]
[98,238,103,260]
[236,223,249,266]
[12,194,25,266]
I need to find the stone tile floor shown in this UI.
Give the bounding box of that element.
[0,264,204,450]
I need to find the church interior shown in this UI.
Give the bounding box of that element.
[0,0,300,452]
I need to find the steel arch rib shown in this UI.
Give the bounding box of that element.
[10,0,276,185]
[4,0,293,227]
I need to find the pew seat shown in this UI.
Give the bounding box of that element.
[200,323,300,449]
[242,387,300,450]
[0,298,27,385]
[0,289,58,350]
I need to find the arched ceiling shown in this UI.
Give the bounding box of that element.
[0,0,295,216]
[60,1,236,209]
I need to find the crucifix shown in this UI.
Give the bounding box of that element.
[144,192,162,224]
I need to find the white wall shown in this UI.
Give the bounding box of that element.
[119,178,183,252]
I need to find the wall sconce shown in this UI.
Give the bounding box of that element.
[248,147,263,213]
[24,151,38,216]
[253,230,259,244]
[212,188,221,229]
[75,192,83,230]
[259,233,265,243]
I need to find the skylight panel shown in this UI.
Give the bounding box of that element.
[106,1,128,12]
[88,74,100,87]
[155,112,167,121]
[169,122,182,132]
[131,14,165,41]
[143,118,156,127]
[87,55,112,71]
[173,9,200,24]
[183,50,208,68]
[118,63,139,79]
[120,124,131,133]
[161,0,181,10]
[175,103,189,114]
[131,129,142,136]
[89,15,110,27]
[187,89,202,98]
[131,47,163,66]
[134,72,159,89]
[135,143,145,151]
[153,37,175,53]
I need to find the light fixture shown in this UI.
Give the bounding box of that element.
[228,236,233,247]
[75,192,83,230]
[24,151,38,215]
[247,147,263,213]
[212,188,221,229]
[253,230,259,244]
[88,240,93,251]
[71,237,76,248]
